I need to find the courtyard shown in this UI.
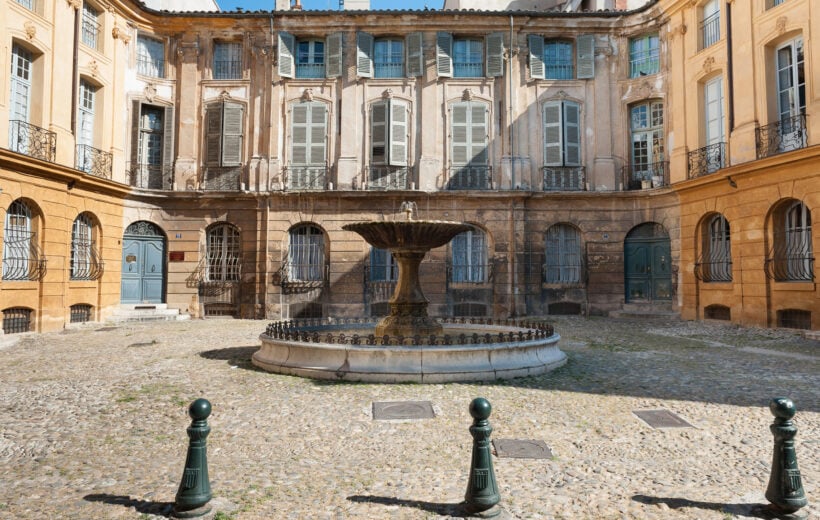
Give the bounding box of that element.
[0,316,817,519]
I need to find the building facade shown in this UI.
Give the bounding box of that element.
[1,0,817,333]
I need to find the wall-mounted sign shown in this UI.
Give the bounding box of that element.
[169,251,185,262]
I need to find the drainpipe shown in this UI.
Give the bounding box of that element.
[726,0,734,132]
[71,6,80,135]
[508,15,515,188]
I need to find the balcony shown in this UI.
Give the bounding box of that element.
[541,166,586,191]
[374,62,404,79]
[129,164,169,190]
[202,167,242,191]
[8,120,56,162]
[687,142,726,179]
[756,114,807,159]
[622,161,669,190]
[76,144,112,179]
[453,62,482,78]
[295,63,325,79]
[699,11,720,50]
[285,165,328,191]
[367,165,412,190]
[447,165,492,190]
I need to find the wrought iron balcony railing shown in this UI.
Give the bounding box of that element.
[699,11,720,50]
[541,166,586,191]
[687,142,726,179]
[374,62,404,78]
[453,62,483,78]
[277,263,329,294]
[202,166,242,191]
[756,114,808,159]
[76,144,112,179]
[70,241,104,281]
[694,257,732,282]
[8,120,56,162]
[1,232,47,281]
[128,164,169,190]
[285,164,328,191]
[622,161,669,190]
[363,265,398,305]
[447,165,493,190]
[367,165,412,190]
[764,244,815,282]
[295,63,325,79]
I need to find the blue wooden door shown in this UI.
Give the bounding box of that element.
[120,225,165,303]
[625,238,671,302]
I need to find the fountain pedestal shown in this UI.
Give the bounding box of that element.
[376,251,441,337]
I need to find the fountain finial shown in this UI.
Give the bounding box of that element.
[400,201,417,221]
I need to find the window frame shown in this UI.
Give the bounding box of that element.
[369,247,398,282]
[3,200,33,281]
[81,2,101,50]
[544,40,574,80]
[374,38,405,79]
[699,0,720,51]
[629,100,665,172]
[287,225,325,282]
[136,34,165,79]
[70,213,94,281]
[212,41,243,80]
[544,224,582,284]
[543,100,581,167]
[450,227,488,284]
[775,37,805,122]
[205,223,241,283]
[629,33,659,78]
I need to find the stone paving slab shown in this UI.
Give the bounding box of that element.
[0,317,817,520]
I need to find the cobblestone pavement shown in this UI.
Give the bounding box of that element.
[0,316,817,520]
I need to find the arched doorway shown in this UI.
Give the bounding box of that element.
[121,221,166,303]
[624,223,672,302]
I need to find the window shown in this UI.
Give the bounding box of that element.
[277,32,342,79]
[288,102,328,190]
[137,35,165,78]
[370,248,398,282]
[81,3,100,50]
[70,304,93,323]
[767,201,814,282]
[14,0,34,11]
[206,223,241,282]
[287,225,325,282]
[704,76,724,147]
[629,34,659,77]
[451,227,487,283]
[76,80,97,172]
[630,101,665,175]
[697,214,732,282]
[3,200,33,281]
[776,37,805,124]
[70,213,96,280]
[545,224,582,284]
[767,0,787,9]
[2,308,32,334]
[130,102,174,189]
[356,33,422,79]
[213,42,242,80]
[205,101,244,167]
[700,0,720,50]
[9,44,33,154]
[374,39,404,78]
[370,98,408,167]
[449,101,489,189]
[435,32,504,78]
[545,41,573,79]
[543,101,581,167]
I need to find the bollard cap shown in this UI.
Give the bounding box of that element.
[189,398,212,421]
[770,397,795,420]
[469,397,492,421]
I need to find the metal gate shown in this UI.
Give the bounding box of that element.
[120,221,165,303]
[624,223,672,302]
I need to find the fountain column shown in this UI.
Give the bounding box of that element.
[377,250,442,337]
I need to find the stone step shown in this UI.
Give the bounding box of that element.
[108,305,190,323]
[609,310,681,320]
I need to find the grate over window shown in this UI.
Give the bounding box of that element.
[704,304,730,321]
[548,302,582,315]
[70,304,93,323]
[452,302,488,317]
[289,302,323,319]
[3,307,32,334]
[777,309,810,330]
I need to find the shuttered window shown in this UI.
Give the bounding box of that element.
[453,38,483,78]
[406,32,424,77]
[279,32,342,79]
[205,101,245,167]
[450,101,488,166]
[290,102,327,166]
[130,103,174,189]
[451,228,487,283]
[545,224,581,284]
[374,38,404,78]
[543,101,581,166]
[528,35,594,80]
[370,99,408,167]
[545,41,573,80]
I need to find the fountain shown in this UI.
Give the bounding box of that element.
[252,202,566,383]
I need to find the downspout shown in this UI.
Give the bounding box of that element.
[726,0,734,132]
[71,6,81,135]
[508,14,517,317]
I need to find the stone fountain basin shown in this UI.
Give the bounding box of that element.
[253,322,566,383]
[342,220,471,252]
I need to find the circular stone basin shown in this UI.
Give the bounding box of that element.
[252,318,567,383]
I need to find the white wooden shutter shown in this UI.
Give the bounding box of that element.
[278,31,295,78]
[406,32,424,77]
[543,101,562,166]
[471,103,488,164]
[705,76,724,145]
[451,102,469,164]
[221,102,244,167]
[563,101,581,166]
[162,105,175,183]
[326,33,343,78]
[485,32,504,78]
[436,32,453,78]
[576,34,595,79]
[370,101,387,165]
[389,100,408,167]
[290,103,309,164]
[356,32,374,78]
[309,103,327,164]
[528,34,545,80]
[205,104,223,167]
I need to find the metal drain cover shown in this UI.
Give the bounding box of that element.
[493,439,554,459]
[633,409,694,429]
[372,401,435,420]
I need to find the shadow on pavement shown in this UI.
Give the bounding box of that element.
[83,493,173,517]
[199,346,263,371]
[632,494,775,518]
[347,494,468,517]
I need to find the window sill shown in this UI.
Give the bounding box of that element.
[771,281,816,292]
[698,281,733,288]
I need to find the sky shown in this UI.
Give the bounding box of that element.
[219,0,441,12]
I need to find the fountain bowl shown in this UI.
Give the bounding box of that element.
[252,318,566,383]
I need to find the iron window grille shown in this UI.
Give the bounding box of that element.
[70,304,93,323]
[622,161,669,190]
[704,304,731,321]
[687,142,726,178]
[447,165,492,190]
[765,202,814,281]
[2,308,32,334]
[285,165,328,191]
[283,226,326,285]
[699,8,720,50]
[3,201,46,281]
[367,165,412,190]
[8,121,57,162]
[777,309,811,330]
[205,224,241,282]
[129,164,169,190]
[70,215,104,281]
[695,215,732,282]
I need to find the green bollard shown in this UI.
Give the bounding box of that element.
[173,398,213,518]
[764,397,808,519]
[464,397,501,517]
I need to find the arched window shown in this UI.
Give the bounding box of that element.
[3,200,34,281]
[696,214,732,282]
[70,212,101,280]
[206,223,241,282]
[767,201,813,281]
[451,227,487,283]
[288,225,325,282]
[545,224,582,284]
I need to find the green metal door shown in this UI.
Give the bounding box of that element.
[625,224,672,302]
